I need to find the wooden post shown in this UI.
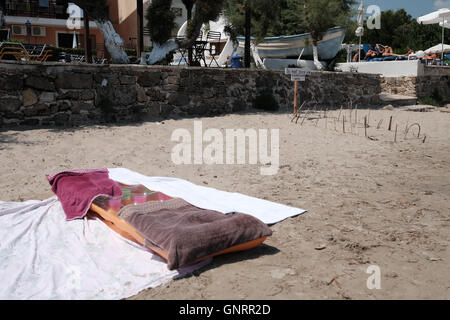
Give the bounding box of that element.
[388,116,393,131]
[83,12,92,63]
[293,80,298,117]
[136,0,144,59]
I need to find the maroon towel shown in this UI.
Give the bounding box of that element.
[46,169,122,221]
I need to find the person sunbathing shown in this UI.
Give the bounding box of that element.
[376,44,398,57]
[406,47,415,55]
[357,44,378,61]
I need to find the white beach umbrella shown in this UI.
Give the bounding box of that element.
[355,2,364,62]
[417,8,450,60]
[425,43,450,55]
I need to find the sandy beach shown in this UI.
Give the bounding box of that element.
[1,106,449,300]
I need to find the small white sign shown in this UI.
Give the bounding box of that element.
[285,68,312,76]
[291,75,306,82]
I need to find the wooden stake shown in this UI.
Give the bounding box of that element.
[349,110,352,130]
[388,116,393,131]
[355,104,358,124]
[394,124,398,143]
[294,101,307,124]
[364,116,368,138]
[293,80,298,117]
[377,119,383,130]
[301,109,310,126]
[343,116,346,133]
[338,105,343,121]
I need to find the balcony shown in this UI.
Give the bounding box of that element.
[3,0,69,20]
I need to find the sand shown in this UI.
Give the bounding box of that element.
[1,106,449,300]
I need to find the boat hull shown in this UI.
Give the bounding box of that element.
[237,27,346,60]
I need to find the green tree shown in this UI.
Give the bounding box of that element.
[72,0,130,64]
[146,0,176,44]
[224,0,284,68]
[297,0,355,69]
[146,0,224,65]
[344,9,450,55]
[270,0,354,36]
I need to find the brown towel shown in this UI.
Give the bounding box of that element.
[117,199,272,270]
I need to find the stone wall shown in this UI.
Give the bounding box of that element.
[380,76,417,96]
[380,65,450,102]
[0,61,381,127]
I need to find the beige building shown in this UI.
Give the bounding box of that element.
[0,0,189,55]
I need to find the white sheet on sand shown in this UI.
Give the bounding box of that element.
[0,168,306,300]
[108,168,305,225]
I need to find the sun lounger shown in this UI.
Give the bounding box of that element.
[89,183,272,270]
[0,42,52,62]
[46,168,272,270]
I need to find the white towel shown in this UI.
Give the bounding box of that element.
[108,168,306,225]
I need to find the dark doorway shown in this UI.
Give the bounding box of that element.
[58,32,78,48]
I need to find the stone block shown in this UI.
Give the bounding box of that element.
[56,72,93,89]
[25,75,55,91]
[22,89,38,107]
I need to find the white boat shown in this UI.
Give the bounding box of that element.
[236,27,346,61]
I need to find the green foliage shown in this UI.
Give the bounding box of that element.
[418,97,440,107]
[7,38,27,44]
[146,0,176,44]
[297,0,354,43]
[268,0,355,39]
[344,9,450,54]
[187,0,225,40]
[71,0,109,21]
[419,89,445,107]
[223,0,283,42]
[253,92,279,111]
[146,0,224,45]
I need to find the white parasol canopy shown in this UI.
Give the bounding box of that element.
[425,43,450,54]
[417,8,450,24]
[417,8,450,60]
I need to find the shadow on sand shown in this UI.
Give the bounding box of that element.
[175,243,280,280]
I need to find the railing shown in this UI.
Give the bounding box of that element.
[4,0,69,19]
